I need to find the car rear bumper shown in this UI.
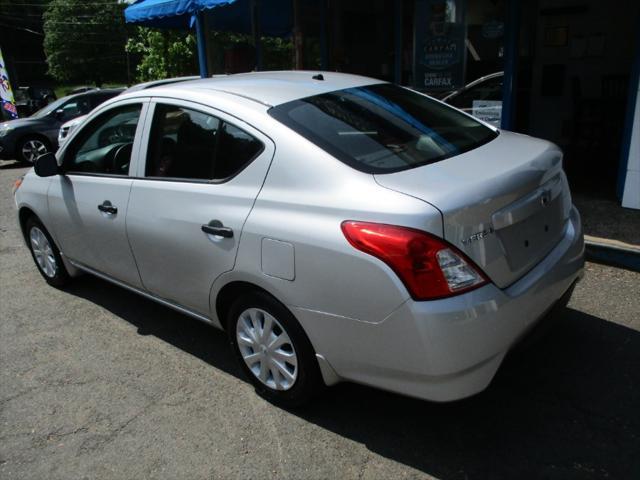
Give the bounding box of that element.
[293,206,584,402]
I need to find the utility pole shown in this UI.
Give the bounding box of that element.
[293,0,303,69]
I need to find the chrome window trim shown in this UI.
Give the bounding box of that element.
[57,98,151,178]
[135,97,271,183]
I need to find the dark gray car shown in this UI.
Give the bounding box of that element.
[0,89,123,164]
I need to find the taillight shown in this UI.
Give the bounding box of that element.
[341,221,488,300]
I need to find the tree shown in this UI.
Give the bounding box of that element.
[125,27,197,82]
[43,0,128,86]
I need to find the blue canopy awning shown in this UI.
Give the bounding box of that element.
[124,0,292,37]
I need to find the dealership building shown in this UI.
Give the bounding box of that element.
[131,1,640,210]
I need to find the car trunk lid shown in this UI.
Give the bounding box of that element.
[374,131,571,288]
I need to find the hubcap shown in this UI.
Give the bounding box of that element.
[236,308,298,391]
[22,140,48,163]
[29,227,57,278]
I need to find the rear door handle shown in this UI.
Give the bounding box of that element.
[98,200,118,215]
[202,220,233,238]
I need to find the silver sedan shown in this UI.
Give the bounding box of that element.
[14,72,584,406]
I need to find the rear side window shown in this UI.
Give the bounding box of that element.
[146,104,263,181]
[268,83,498,174]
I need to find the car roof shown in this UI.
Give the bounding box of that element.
[56,88,124,103]
[124,76,200,93]
[85,88,125,96]
[151,71,385,107]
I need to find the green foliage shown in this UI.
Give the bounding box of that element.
[43,0,128,86]
[207,31,293,73]
[126,27,292,81]
[262,36,294,71]
[126,27,198,82]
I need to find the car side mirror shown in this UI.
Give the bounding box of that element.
[34,152,60,177]
[54,109,65,119]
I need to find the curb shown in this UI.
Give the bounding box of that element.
[584,236,640,272]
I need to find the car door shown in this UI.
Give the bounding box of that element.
[126,99,274,316]
[47,99,149,288]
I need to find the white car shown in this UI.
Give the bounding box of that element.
[15,71,584,406]
[57,114,87,147]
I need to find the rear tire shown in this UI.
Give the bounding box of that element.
[25,217,70,287]
[227,291,322,407]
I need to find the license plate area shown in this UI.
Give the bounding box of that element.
[496,194,565,271]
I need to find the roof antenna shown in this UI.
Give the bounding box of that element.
[312,73,324,81]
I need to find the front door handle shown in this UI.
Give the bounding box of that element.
[98,200,118,215]
[202,220,233,238]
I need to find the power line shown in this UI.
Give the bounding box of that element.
[0,11,122,17]
[1,1,123,6]
[1,18,125,25]
[0,21,43,34]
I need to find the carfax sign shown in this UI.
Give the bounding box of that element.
[0,47,18,120]
[414,0,467,92]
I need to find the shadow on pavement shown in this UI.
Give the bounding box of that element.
[66,275,640,479]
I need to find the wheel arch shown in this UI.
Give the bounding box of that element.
[215,280,277,331]
[18,206,82,278]
[215,279,341,388]
[18,206,38,244]
[17,132,54,151]
[214,280,341,386]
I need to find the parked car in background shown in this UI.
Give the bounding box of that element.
[14,72,584,406]
[14,86,57,118]
[57,114,87,148]
[442,72,504,126]
[66,86,99,95]
[0,89,123,163]
[57,77,199,148]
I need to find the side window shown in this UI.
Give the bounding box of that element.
[215,123,263,179]
[146,103,263,181]
[64,103,142,175]
[59,97,91,121]
[89,93,116,109]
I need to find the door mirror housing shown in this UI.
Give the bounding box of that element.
[34,152,60,177]
[54,109,65,120]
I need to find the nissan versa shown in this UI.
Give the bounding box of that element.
[14,72,585,406]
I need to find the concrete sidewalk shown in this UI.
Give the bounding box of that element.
[573,193,640,271]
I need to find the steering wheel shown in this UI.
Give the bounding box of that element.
[109,143,133,174]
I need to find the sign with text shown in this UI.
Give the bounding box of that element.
[472,100,502,127]
[414,0,467,92]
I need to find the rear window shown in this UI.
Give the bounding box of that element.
[268,83,498,174]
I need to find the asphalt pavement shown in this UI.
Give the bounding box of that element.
[1,161,639,480]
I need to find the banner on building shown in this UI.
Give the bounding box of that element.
[414,0,467,92]
[0,47,18,120]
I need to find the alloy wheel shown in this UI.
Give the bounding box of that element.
[21,139,48,163]
[29,226,57,278]
[236,307,298,391]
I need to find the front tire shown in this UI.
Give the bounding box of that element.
[227,291,322,407]
[25,217,70,287]
[17,136,50,164]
